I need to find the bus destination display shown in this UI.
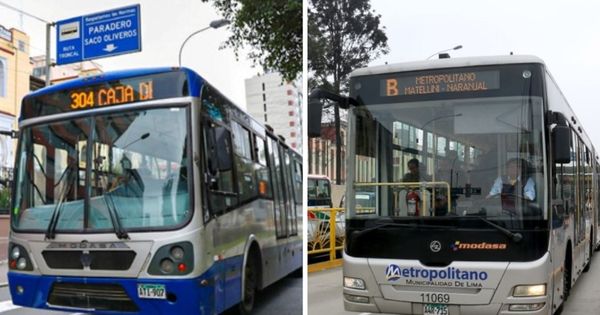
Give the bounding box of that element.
[69,79,154,109]
[382,70,500,97]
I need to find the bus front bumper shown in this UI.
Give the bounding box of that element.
[344,296,550,315]
[8,272,222,315]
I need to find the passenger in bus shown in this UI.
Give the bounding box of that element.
[402,158,423,182]
[487,158,535,212]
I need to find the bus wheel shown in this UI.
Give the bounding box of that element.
[239,254,258,314]
[563,255,572,301]
[584,237,593,272]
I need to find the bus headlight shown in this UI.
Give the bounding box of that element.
[344,276,366,290]
[508,303,545,311]
[513,284,546,297]
[160,259,175,273]
[170,246,185,260]
[10,246,20,260]
[16,258,27,270]
[344,293,369,304]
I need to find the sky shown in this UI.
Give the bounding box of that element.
[0,0,257,108]
[369,0,600,149]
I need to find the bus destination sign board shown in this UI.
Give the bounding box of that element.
[22,71,189,120]
[69,79,154,110]
[381,70,500,97]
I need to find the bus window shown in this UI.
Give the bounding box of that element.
[204,122,237,214]
[254,135,272,198]
[231,121,257,203]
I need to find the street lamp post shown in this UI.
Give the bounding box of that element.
[178,18,230,67]
[426,45,463,60]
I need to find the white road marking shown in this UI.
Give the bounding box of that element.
[0,300,21,313]
[0,300,86,314]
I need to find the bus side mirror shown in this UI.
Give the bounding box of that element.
[308,96,323,138]
[552,125,570,164]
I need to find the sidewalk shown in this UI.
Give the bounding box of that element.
[308,267,345,315]
[0,261,6,286]
[0,215,9,286]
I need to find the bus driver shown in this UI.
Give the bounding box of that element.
[487,158,535,212]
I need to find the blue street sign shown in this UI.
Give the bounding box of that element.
[56,4,141,65]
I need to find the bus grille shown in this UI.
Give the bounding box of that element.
[48,282,138,312]
[42,251,136,270]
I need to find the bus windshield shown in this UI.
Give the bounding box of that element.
[12,106,190,232]
[348,95,546,229]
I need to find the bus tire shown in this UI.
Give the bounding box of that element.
[239,251,259,315]
[584,233,593,272]
[563,248,572,302]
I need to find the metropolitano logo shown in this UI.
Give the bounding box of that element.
[385,264,401,281]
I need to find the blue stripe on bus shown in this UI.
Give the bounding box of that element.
[8,255,244,315]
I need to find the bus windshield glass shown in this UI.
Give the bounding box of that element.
[12,106,190,232]
[348,65,546,230]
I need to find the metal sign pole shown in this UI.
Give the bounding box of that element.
[45,23,52,86]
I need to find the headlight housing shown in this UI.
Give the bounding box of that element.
[148,241,193,275]
[344,276,366,290]
[8,243,33,271]
[513,284,546,297]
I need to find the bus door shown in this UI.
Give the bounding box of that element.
[268,138,287,238]
[282,149,297,236]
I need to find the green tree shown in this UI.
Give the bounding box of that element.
[309,0,388,93]
[203,0,302,81]
[0,187,10,212]
[309,0,388,184]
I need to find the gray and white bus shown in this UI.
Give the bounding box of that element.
[309,55,598,315]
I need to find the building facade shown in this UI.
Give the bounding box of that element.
[245,72,302,151]
[31,55,103,84]
[308,122,347,184]
[0,25,31,171]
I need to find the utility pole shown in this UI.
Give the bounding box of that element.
[45,23,52,86]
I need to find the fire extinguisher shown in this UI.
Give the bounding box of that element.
[406,190,420,216]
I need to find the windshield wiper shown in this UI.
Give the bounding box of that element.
[473,216,523,243]
[45,162,76,240]
[350,219,453,242]
[104,192,129,239]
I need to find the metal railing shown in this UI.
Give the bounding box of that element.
[307,207,345,272]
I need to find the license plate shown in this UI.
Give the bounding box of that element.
[137,284,166,299]
[424,304,449,315]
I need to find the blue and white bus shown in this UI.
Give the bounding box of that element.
[6,68,302,314]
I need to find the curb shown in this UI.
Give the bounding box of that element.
[0,259,7,287]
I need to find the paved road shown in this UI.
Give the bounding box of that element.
[308,254,600,314]
[0,271,302,314]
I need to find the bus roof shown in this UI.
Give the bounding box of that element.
[350,55,545,78]
[26,67,204,99]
